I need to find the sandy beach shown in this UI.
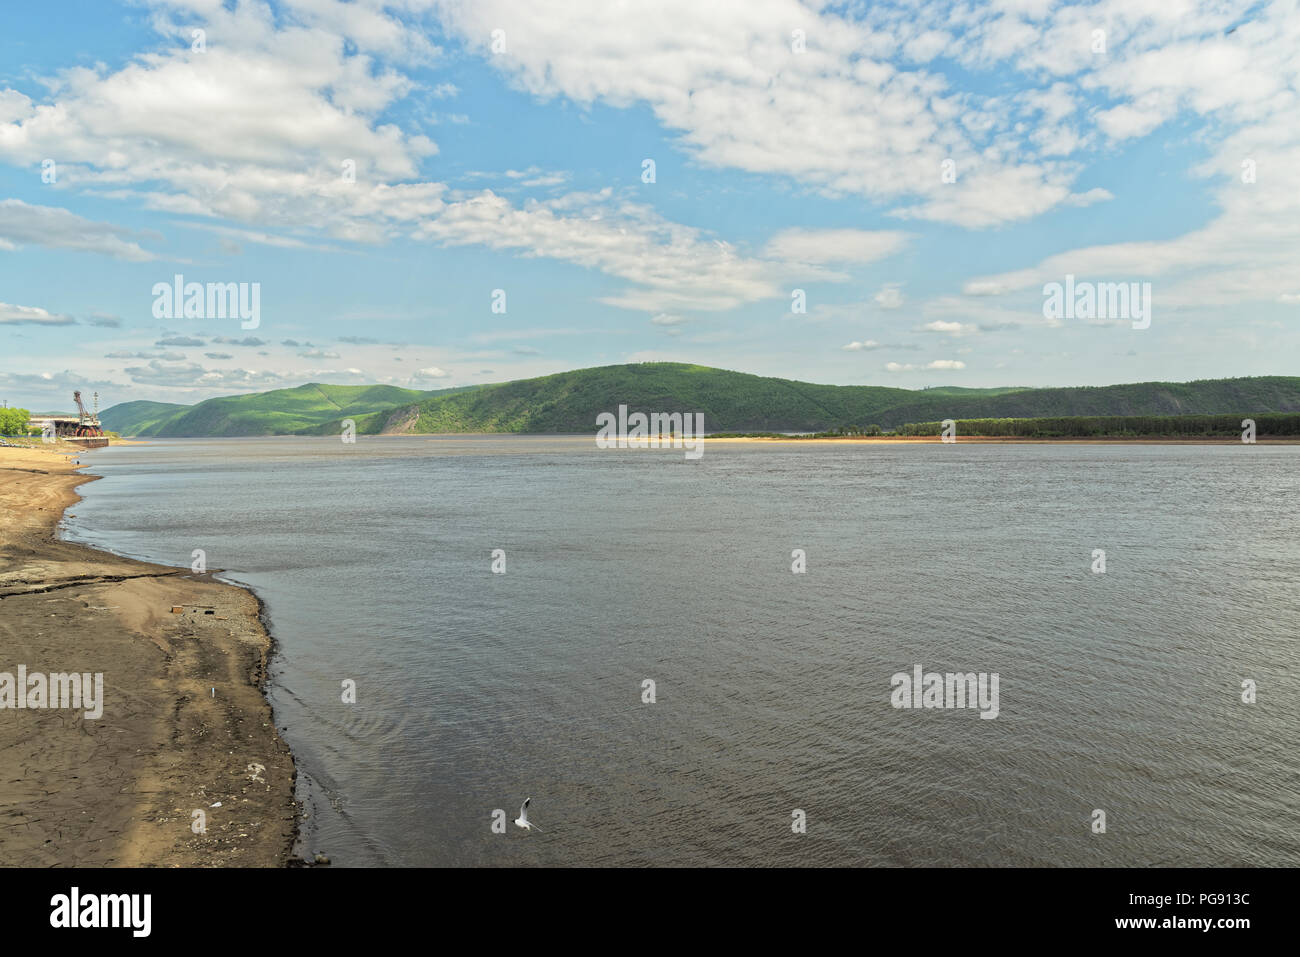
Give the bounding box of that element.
[699,435,1299,444]
[0,443,297,866]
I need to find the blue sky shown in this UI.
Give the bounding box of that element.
[2,0,1298,411]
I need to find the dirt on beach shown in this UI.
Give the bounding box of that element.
[0,444,297,867]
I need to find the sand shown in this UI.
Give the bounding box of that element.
[699,435,1297,444]
[0,444,297,866]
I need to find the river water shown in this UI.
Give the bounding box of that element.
[62,436,1300,866]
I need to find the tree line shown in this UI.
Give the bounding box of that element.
[897,413,1300,437]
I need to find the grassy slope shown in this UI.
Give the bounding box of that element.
[104,384,453,436]
[98,400,189,435]
[364,363,1021,434]
[353,364,1300,434]
[102,365,1300,437]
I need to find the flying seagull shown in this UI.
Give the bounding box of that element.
[514,797,542,832]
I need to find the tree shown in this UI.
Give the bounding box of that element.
[0,407,31,436]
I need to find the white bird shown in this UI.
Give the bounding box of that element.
[514,797,542,832]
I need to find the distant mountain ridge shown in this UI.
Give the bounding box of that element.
[99,363,1300,437]
[100,383,474,436]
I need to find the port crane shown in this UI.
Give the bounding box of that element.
[72,390,104,437]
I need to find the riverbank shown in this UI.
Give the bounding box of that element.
[0,444,297,866]
[699,435,1300,444]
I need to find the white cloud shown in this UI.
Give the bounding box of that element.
[0,369,119,403]
[885,359,967,372]
[764,228,910,265]
[1094,100,1171,141]
[963,281,1009,297]
[0,5,806,314]
[0,199,156,260]
[4,0,1297,343]
[123,359,289,388]
[173,221,340,251]
[873,284,905,309]
[920,320,978,336]
[417,191,784,312]
[888,0,1300,309]
[902,30,953,64]
[430,0,1101,227]
[0,301,76,325]
[962,129,1300,311]
[923,295,1051,330]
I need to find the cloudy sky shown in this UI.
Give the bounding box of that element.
[2,0,1298,411]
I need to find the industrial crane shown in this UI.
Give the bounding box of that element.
[72,390,104,437]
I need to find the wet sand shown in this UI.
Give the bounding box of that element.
[0,444,297,866]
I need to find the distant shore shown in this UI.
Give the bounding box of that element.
[698,435,1300,444]
[0,444,297,866]
[96,432,1300,445]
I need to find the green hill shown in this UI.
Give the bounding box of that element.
[98,400,189,435]
[326,362,919,435]
[335,364,1300,435]
[102,383,473,437]
[101,364,1300,437]
[871,377,1300,427]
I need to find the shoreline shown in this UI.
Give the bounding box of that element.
[0,443,298,866]
[107,432,1297,444]
[696,435,1300,444]
[311,430,1300,444]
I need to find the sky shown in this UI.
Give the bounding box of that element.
[1,0,1298,412]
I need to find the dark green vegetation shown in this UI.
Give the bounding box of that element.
[99,363,1300,437]
[897,413,1300,438]
[326,363,924,435]
[334,364,1300,436]
[321,364,1040,435]
[878,377,1300,427]
[101,384,473,437]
